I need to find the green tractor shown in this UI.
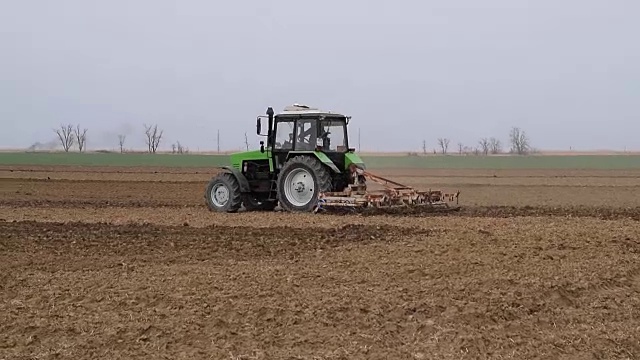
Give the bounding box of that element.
[204,104,460,213]
[204,104,365,213]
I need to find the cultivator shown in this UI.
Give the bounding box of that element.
[315,166,460,213]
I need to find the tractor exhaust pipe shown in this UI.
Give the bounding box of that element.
[266,107,274,146]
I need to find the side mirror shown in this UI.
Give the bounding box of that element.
[260,140,265,153]
[256,117,261,135]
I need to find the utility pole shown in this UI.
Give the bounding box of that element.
[217,129,220,153]
[244,132,249,151]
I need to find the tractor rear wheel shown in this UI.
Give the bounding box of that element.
[242,194,277,211]
[277,155,332,212]
[204,172,242,212]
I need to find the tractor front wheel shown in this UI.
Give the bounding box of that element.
[204,172,242,212]
[277,156,332,212]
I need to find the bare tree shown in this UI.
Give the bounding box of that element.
[54,124,75,152]
[489,137,502,154]
[74,124,88,152]
[244,132,250,151]
[437,138,450,154]
[458,142,464,155]
[117,134,126,153]
[422,140,427,154]
[509,127,530,155]
[172,141,186,154]
[478,138,490,155]
[144,124,163,153]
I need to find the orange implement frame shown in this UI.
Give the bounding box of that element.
[316,169,460,212]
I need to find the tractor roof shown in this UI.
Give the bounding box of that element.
[276,104,347,118]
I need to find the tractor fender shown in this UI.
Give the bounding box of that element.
[286,151,341,173]
[218,166,251,192]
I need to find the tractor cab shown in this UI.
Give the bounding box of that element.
[272,108,348,152]
[263,104,350,170]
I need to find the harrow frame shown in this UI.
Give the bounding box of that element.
[315,168,460,213]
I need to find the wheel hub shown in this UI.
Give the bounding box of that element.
[283,168,315,206]
[211,183,229,207]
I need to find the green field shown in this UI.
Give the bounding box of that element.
[2,152,640,169]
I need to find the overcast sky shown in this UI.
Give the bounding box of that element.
[1,0,638,152]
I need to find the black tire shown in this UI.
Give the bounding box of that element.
[277,155,332,212]
[204,172,242,213]
[242,194,277,211]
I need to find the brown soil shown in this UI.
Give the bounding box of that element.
[1,167,640,359]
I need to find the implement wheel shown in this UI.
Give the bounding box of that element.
[204,172,242,213]
[277,155,332,212]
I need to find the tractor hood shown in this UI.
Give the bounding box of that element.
[229,150,270,170]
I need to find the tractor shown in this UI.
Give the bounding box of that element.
[204,104,460,213]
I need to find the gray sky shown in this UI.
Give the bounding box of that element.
[1,0,639,152]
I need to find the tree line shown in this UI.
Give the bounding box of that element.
[423,127,532,156]
[52,123,532,155]
[53,123,189,154]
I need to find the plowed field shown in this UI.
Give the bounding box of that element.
[1,165,640,359]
